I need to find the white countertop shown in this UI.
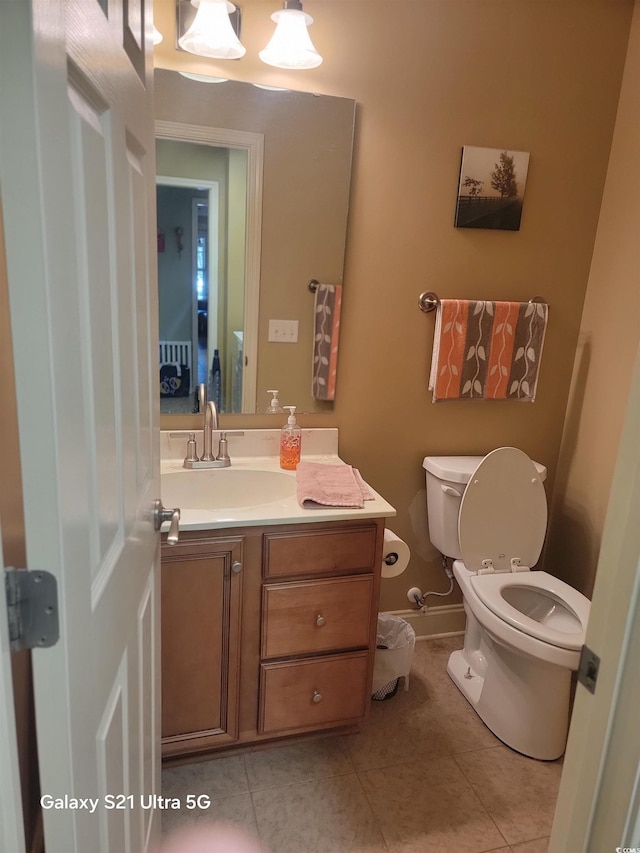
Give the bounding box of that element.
[161,429,396,531]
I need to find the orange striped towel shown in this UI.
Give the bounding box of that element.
[428,299,548,401]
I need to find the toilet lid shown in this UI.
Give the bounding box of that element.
[458,447,547,573]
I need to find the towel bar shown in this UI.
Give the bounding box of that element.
[308,279,344,292]
[418,292,548,313]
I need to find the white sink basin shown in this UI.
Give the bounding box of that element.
[162,468,296,511]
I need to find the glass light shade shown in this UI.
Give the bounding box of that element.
[259,8,323,69]
[178,0,246,60]
[152,25,163,45]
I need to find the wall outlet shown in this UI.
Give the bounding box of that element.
[268,319,299,343]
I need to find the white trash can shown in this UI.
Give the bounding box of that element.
[371,613,416,701]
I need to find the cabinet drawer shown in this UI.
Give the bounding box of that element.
[263,526,378,580]
[259,652,369,734]
[262,575,373,658]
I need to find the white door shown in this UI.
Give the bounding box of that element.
[0,1,160,852]
[0,521,26,853]
[549,345,640,851]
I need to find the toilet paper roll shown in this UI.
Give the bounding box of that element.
[381,529,411,578]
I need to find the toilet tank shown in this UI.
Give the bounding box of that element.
[423,454,547,559]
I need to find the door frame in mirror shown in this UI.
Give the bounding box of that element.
[155,120,264,412]
[156,175,219,396]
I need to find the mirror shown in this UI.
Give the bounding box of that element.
[154,68,356,415]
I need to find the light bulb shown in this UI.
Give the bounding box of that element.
[178,0,246,60]
[259,7,322,70]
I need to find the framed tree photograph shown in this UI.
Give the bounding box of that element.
[454,145,530,231]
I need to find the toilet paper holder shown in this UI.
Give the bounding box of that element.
[382,529,411,579]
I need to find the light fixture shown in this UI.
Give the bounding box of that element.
[259,0,323,70]
[179,72,229,83]
[177,0,245,60]
[152,25,164,45]
[252,83,290,91]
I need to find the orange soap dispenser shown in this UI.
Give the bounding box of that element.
[280,406,302,470]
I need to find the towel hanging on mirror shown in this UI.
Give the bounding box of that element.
[428,299,549,401]
[312,283,342,401]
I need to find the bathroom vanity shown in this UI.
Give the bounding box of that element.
[159,430,395,760]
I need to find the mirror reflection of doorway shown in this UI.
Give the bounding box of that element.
[157,180,218,413]
[155,128,260,415]
[156,146,249,416]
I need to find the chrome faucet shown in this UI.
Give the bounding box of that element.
[176,400,244,469]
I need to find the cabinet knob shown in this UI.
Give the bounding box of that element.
[315,614,326,627]
[312,691,323,704]
[231,560,242,574]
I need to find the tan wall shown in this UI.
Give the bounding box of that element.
[545,2,640,599]
[153,0,633,611]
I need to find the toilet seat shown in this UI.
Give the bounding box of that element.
[453,560,583,669]
[458,447,547,573]
[469,571,589,651]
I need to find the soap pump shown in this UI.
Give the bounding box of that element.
[265,389,284,414]
[280,406,302,470]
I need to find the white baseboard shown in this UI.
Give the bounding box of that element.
[386,603,466,640]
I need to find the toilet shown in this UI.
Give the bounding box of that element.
[423,447,590,760]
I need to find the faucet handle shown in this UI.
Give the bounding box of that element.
[185,432,199,463]
[169,431,200,463]
[216,431,245,463]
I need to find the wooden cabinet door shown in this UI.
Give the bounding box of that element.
[161,535,243,757]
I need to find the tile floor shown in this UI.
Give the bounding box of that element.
[161,636,562,852]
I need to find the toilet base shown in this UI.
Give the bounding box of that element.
[448,625,572,760]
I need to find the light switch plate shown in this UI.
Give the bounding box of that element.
[268,319,299,343]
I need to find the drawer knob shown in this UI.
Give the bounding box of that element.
[231,560,242,574]
[315,614,326,627]
[312,691,323,704]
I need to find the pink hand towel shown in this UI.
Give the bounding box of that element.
[296,461,374,508]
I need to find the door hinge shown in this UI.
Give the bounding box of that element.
[4,568,60,652]
[577,644,600,694]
